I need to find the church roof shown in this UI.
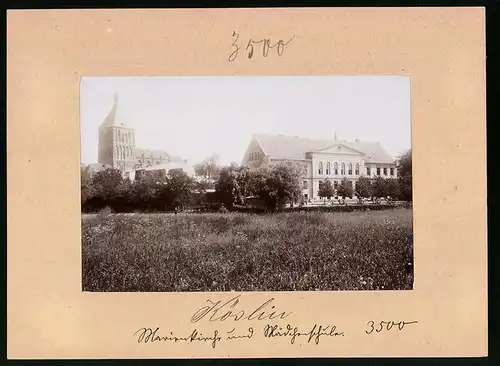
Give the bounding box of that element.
[101,93,129,128]
[169,155,186,163]
[130,160,195,176]
[134,148,171,159]
[86,163,113,171]
[252,134,395,164]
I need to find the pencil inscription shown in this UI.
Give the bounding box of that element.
[229,31,295,62]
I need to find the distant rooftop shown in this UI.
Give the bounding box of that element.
[252,134,395,164]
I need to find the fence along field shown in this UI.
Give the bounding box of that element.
[82,208,413,292]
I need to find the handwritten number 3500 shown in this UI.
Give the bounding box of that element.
[365,320,418,334]
[229,31,295,62]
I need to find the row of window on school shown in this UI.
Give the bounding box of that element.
[317,162,394,177]
[303,180,353,190]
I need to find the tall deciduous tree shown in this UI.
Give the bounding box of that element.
[269,162,306,207]
[396,149,412,201]
[130,178,158,211]
[235,166,250,204]
[91,168,124,200]
[81,165,92,186]
[161,170,196,208]
[215,164,251,209]
[396,149,412,177]
[81,165,94,204]
[385,178,401,200]
[216,166,238,209]
[318,180,334,202]
[246,162,304,210]
[193,154,220,180]
[355,176,372,199]
[246,167,272,203]
[337,178,354,199]
[371,176,388,199]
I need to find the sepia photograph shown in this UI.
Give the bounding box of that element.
[80,76,413,292]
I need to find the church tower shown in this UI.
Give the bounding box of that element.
[98,93,136,171]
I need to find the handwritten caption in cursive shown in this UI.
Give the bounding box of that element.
[229,31,295,62]
[134,324,344,348]
[133,297,418,348]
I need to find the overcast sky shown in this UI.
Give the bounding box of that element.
[80,76,411,166]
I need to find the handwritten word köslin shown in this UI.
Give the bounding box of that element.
[365,320,418,335]
[191,295,292,323]
[229,31,295,62]
[263,324,345,345]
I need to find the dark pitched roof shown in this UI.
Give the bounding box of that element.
[253,134,395,164]
[134,148,170,159]
[86,163,113,171]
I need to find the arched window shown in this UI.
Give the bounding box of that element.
[355,163,360,175]
[318,161,323,175]
[348,162,353,175]
[341,162,345,175]
[326,162,331,175]
[334,162,338,175]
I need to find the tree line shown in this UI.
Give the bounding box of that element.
[81,150,412,213]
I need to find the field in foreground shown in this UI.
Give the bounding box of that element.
[82,209,413,292]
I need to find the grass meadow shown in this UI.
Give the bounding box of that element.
[82,208,413,292]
